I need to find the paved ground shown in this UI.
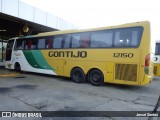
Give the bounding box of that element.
[0,68,159,120]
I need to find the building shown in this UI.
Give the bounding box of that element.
[0,0,77,39]
[0,0,77,66]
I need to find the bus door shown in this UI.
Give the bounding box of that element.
[6,40,14,61]
[0,41,7,66]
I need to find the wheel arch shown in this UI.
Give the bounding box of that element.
[14,62,21,70]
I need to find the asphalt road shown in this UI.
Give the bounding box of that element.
[0,70,159,120]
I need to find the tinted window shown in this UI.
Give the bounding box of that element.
[38,38,46,49]
[53,36,63,48]
[32,39,38,49]
[91,30,113,48]
[71,34,81,48]
[114,27,143,47]
[64,35,71,48]
[15,39,25,49]
[25,40,31,49]
[71,32,90,48]
[24,38,38,49]
[16,27,143,50]
[80,32,90,48]
[46,37,53,48]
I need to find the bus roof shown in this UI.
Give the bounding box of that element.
[36,21,149,37]
[11,21,149,40]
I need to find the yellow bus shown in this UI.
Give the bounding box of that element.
[154,40,160,76]
[5,21,153,86]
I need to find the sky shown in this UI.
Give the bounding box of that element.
[19,0,160,42]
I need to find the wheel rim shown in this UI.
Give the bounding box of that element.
[89,70,104,86]
[92,73,100,82]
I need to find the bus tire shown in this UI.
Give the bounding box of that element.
[89,69,104,86]
[14,63,21,72]
[71,68,86,83]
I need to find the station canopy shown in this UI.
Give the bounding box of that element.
[0,13,57,40]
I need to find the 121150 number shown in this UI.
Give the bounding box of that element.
[113,53,134,58]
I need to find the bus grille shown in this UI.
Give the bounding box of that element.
[153,66,157,75]
[115,64,137,81]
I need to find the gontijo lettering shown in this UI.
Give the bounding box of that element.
[48,51,87,58]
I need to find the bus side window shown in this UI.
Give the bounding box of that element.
[31,39,38,49]
[114,27,142,47]
[25,40,32,49]
[21,40,25,49]
[131,31,140,47]
[38,38,46,49]
[81,40,89,48]
[64,35,71,48]
[46,37,53,49]
[53,36,63,48]
[15,40,23,49]
[71,34,81,48]
[25,41,28,49]
[80,33,90,48]
[91,30,113,48]
[116,31,131,47]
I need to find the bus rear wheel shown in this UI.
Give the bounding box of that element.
[71,68,86,83]
[89,69,104,86]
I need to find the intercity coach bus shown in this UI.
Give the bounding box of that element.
[5,21,153,86]
[154,40,160,76]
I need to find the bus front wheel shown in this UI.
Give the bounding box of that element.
[14,63,21,72]
[71,68,86,83]
[89,69,104,86]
